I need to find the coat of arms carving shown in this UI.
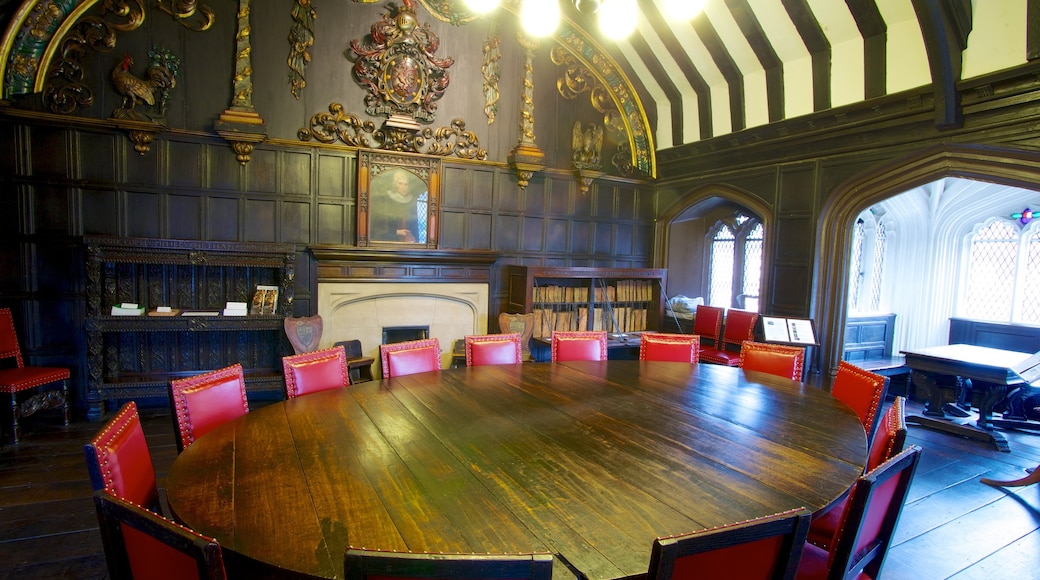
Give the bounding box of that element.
[350,0,454,127]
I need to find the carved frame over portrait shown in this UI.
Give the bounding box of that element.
[358,151,440,249]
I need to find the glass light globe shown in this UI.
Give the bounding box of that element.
[521,0,560,37]
[464,0,500,14]
[598,0,637,40]
[662,0,706,20]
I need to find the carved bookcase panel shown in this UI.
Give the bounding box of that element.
[84,236,296,420]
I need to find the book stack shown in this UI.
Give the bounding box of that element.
[111,303,145,316]
[223,301,248,316]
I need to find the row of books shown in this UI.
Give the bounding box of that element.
[532,306,648,338]
[532,279,653,304]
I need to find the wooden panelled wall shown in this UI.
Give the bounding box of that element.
[0,119,655,416]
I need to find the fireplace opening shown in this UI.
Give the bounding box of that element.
[382,326,430,345]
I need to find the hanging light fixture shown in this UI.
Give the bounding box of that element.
[464,0,703,39]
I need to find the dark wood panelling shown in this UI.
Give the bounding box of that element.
[774,217,814,263]
[29,126,70,179]
[32,185,73,235]
[245,199,277,242]
[168,141,203,189]
[441,166,468,208]
[78,132,117,183]
[82,189,120,236]
[522,218,543,252]
[498,174,523,212]
[283,151,312,195]
[168,194,201,240]
[471,169,495,209]
[280,201,311,244]
[571,222,591,255]
[248,149,278,193]
[595,186,614,217]
[126,149,160,186]
[206,197,239,241]
[770,264,811,314]
[209,145,241,190]
[594,222,612,254]
[614,223,633,256]
[573,184,593,218]
[127,192,161,238]
[318,154,347,198]
[440,210,465,248]
[545,219,568,252]
[468,213,492,249]
[779,164,817,212]
[524,177,547,214]
[948,318,1040,353]
[495,214,521,251]
[315,203,343,245]
[549,179,570,214]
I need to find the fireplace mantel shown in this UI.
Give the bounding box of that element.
[309,246,500,283]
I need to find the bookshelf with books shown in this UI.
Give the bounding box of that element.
[83,236,296,420]
[505,266,667,340]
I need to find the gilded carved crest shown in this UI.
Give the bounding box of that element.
[349,0,454,125]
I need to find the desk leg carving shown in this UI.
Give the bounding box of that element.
[913,370,946,418]
[907,370,1011,452]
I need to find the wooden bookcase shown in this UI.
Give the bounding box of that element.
[83,236,296,420]
[505,266,667,339]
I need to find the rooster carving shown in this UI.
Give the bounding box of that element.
[110,49,179,121]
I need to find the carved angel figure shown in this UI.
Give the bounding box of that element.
[572,121,604,169]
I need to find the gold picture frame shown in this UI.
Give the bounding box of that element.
[357,151,440,248]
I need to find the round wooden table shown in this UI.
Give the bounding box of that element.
[166,361,866,579]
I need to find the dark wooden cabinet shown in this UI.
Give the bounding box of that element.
[505,266,667,339]
[84,236,296,420]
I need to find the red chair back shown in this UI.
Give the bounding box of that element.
[738,341,805,380]
[168,364,249,452]
[84,401,160,513]
[94,491,226,580]
[807,396,908,550]
[282,345,350,398]
[0,307,26,367]
[344,548,553,580]
[798,446,922,580]
[647,507,811,580]
[701,309,759,366]
[639,333,700,363]
[692,305,724,348]
[832,360,890,441]
[550,331,608,362]
[380,338,442,378]
[465,333,523,366]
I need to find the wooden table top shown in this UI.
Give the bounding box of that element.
[901,344,1034,385]
[166,361,866,580]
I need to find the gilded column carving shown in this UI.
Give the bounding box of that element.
[507,32,545,190]
[481,21,501,125]
[287,0,316,99]
[215,0,267,164]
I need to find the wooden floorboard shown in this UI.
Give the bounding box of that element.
[0,400,1038,579]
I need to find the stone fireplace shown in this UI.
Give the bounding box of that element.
[310,247,500,374]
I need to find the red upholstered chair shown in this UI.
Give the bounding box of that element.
[832,360,890,442]
[380,338,442,378]
[344,547,553,580]
[94,491,227,580]
[807,396,908,550]
[550,330,608,362]
[168,364,250,453]
[796,446,922,580]
[701,309,759,366]
[739,341,806,381]
[639,333,701,363]
[646,507,811,580]
[84,401,160,514]
[692,305,725,349]
[465,333,523,366]
[282,345,350,398]
[0,307,70,443]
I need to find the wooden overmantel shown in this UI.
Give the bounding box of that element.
[308,246,501,283]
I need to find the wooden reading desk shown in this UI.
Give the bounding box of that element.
[166,361,866,579]
[901,344,1040,452]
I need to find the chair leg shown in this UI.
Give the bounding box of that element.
[62,380,70,425]
[10,392,20,444]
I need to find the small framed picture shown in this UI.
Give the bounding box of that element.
[251,285,280,315]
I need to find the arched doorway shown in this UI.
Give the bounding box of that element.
[657,185,774,312]
[815,144,1040,379]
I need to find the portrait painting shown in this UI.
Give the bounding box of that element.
[358,152,440,248]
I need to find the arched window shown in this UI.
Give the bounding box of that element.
[848,210,887,313]
[961,218,1040,324]
[707,214,762,310]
